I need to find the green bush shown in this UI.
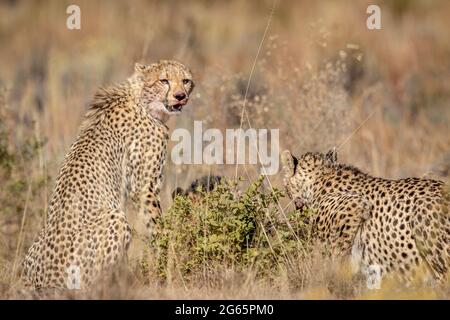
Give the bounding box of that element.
[151,176,314,283]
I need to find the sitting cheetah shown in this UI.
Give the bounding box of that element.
[281,149,449,284]
[22,60,195,289]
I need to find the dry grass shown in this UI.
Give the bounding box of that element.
[0,0,449,299]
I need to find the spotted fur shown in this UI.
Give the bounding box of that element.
[281,149,450,283]
[22,60,195,289]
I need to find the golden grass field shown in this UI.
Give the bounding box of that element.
[0,0,449,299]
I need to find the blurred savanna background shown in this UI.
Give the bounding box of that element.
[0,0,449,299]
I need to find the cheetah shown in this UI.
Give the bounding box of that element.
[281,149,450,285]
[22,60,195,289]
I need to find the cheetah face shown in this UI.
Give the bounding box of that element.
[134,60,195,121]
[281,149,337,210]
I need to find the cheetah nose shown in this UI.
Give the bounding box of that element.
[174,92,186,101]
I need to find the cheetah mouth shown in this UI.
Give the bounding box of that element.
[167,101,188,113]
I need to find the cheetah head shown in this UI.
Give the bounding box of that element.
[281,148,337,210]
[132,60,195,122]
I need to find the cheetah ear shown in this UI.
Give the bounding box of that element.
[134,63,148,74]
[281,149,296,177]
[325,148,337,163]
[134,62,158,75]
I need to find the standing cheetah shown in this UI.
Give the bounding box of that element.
[281,149,449,284]
[22,60,195,289]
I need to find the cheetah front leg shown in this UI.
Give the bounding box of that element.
[129,136,167,241]
[135,187,162,239]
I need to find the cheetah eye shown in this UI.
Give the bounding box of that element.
[160,79,169,85]
[182,79,191,85]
